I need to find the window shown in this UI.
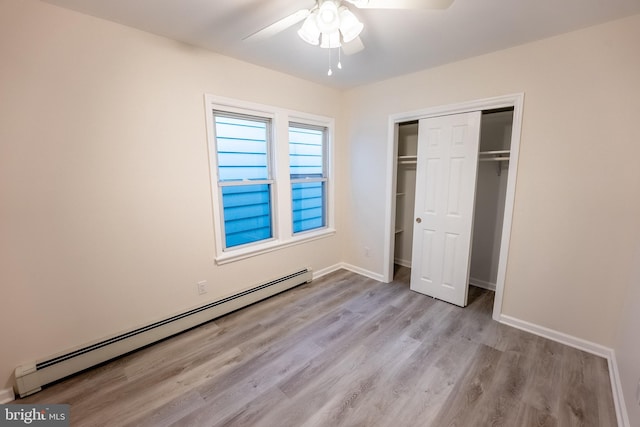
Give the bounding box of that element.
[213,113,273,248]
[206,95,335,264]
[289,123,327,233]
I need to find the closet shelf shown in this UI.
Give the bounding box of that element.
[479,150,510,155]
[479,157,510,162]
[403,152,510,163]
[395,229,403,234]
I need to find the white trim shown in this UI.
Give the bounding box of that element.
[383,93,524,322]
[394,258,412,268]
[312,263,385,283]
[500,314,628,427]
[383,121,400,283]
[500,314,611,357]
[312,263,344,280]
[339,263,385,282]
[215,229,336,265]
[0,387,15,403]
[469,277,496,291]
[610,351,631,427]
[491,96,523,321]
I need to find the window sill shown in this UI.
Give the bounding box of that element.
[215,228,336,265]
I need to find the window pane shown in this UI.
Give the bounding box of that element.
[215,113,272,249]
[215,115,268,181]
[289,126,324,179]
[222,184,272,247]
[289,124,326,234]
[292,181,325,233]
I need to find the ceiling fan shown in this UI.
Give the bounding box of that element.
[244,0,454,58]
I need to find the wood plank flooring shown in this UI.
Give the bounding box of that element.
[15,267,618,426]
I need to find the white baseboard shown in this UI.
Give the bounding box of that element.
[312,264,343,280]
[499,314,611,357]
[312,263,384,283]
[499,314,629,427]
[393,258,412,268]
[469,277,496,291]
[609,351,631,427]
[0,387,15,403]
[338,263,385,282]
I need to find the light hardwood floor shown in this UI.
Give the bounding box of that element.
[16,267,618,426]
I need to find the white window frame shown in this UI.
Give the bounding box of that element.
[289,121,329,235]
[205,94,336,265]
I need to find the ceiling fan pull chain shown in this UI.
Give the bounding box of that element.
[328,46,333,76]
[338,46,343,70]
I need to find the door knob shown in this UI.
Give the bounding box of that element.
[416,218,422,223]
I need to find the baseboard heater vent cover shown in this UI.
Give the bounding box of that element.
[14,268,312,397]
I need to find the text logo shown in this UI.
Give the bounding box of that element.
[0,405,69,426]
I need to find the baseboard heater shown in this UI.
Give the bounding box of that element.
[14,268,312,398]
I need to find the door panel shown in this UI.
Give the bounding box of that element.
[420,229,435,281]
[410,112,481,307]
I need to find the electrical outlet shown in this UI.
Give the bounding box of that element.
[197,280,208,295]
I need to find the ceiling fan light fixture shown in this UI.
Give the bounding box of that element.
[320,30,341,48]
[298,14,321,45]
[316,0,341,33]
[338,7,364,43]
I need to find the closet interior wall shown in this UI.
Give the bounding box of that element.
[469,109,513,291]
[394,122,418,268]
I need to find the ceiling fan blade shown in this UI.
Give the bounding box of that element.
[348,0,454,9]
[342,36,364,55]
[243,9,310,41]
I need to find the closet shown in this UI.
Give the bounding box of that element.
[392,108,514,304]
[394,121,418,268]
[470,109,513,291]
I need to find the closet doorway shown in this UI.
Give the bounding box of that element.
[383,94,523,320]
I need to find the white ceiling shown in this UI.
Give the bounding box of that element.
[41,0,640,89]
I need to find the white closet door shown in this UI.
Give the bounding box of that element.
[410,112,481,307]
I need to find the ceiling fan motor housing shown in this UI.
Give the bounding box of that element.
[299,0,364,48]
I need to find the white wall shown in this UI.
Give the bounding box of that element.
[343,14,640,349]
[0,0,345,391]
